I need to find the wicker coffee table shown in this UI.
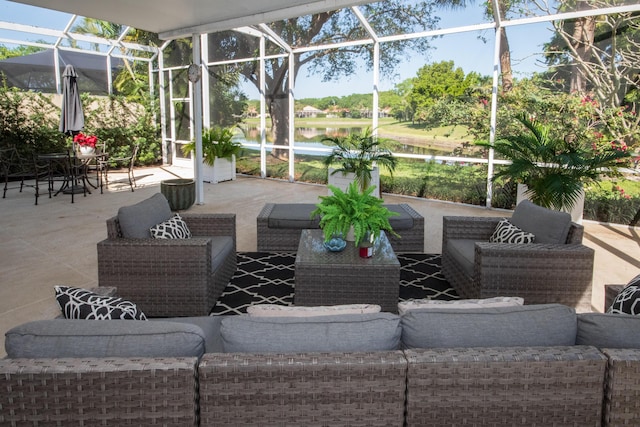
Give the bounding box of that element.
[294,229,401,312]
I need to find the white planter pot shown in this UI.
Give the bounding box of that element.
[327,167,380,198]
[202,155,236,184]
[516,183,584,223]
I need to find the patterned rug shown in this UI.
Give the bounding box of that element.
[211,252,458,315]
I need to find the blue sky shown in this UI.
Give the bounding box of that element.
[0,0,553,99]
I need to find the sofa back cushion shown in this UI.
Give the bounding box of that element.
[221,313,401,353]
[5,319,206,358]
[117,193,173,238]
[401,303,576,348]
[510,200,572,244]
[576,312,640,348]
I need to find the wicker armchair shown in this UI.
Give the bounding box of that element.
[97,212,236,317]
[441,202,595,312]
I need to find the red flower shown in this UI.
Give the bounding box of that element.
[73,132,98,148]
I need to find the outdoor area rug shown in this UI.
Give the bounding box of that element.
[211,252,458,315]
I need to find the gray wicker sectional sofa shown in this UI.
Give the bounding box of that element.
[3,302,640,426]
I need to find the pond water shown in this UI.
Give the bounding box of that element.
[236,125,458,157]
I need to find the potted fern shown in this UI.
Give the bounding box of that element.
[323,127,397,197]
[182,126,242,183]
[478,113,630,221]
[310,182,399,248]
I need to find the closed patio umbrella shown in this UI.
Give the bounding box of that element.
[59,64,84,136]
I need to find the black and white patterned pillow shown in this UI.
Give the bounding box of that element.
[149,213,192,239]
[55,286,147,320]
[608,274,640,315]
[489,218,536,244]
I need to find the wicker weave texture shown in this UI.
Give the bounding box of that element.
[199,351,407,427]
[257,203,425,252]
[604,285,624,312]
[602,348,640,427]
[98,213,236,317]
[405,346,606,426]
[441,216,594,311]
[294,230,400,312]
[0,357,198,426]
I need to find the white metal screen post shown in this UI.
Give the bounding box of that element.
[192,34,205,205]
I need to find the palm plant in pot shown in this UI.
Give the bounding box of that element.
[310,182,399,249]
[478,113,630,220]
[323,127,398,197]
[182,126,242,183]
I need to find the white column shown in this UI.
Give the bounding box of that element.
[192,34,205,204]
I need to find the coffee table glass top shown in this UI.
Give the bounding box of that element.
[296,229,399,266]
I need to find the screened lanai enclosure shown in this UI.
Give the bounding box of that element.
[1,0,639,221]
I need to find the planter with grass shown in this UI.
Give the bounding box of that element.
[182,126,242,184]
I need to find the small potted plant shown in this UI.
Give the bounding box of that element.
[311,182,399,252]
[182,126,242,183]
[478,113,630,221]
[323,127,397,197]
[73,132,98,155]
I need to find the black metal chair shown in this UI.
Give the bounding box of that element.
[1,147,47,205]
[101,144,138,192]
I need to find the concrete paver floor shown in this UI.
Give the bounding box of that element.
[1,165,639,357]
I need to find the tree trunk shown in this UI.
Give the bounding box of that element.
[268,95,290,159]
[499,28,513,93]
[570,11,596,93]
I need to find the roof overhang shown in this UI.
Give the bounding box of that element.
[9,0,373,40]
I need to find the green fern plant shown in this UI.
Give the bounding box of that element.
[311,182,399,246]
[182,126,241,166]
[478,113,630,212]
[323,127,397,192]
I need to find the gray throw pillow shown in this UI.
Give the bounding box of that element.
[401,304,577,348]
[221,312,401,353]
[117,193,173,238]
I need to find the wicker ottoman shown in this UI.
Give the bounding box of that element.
[257,202,424,252]
[294,229,401,312]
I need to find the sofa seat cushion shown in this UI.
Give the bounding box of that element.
[401,303,577,348]
[445,239,476,277]
[211,236,234,271]
[117,193,173,238]
[5,319,206,358]
[386,204,414,230]
[220,312,401,353]
[267,203,319,229]
[398,296,524,316]
[510,200,572,244]
[246,303,381,317]
[576,312,640,348]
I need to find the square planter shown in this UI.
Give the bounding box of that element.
[327,167,380,198]
[202,155,236,184]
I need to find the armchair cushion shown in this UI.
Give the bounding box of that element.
[117,193,172,238]
[444,239,476,277]
[150,213,192,239]
[510,200,572,244]
[211,236,235,270]
[489,218,535,244]
[267,203,320,229]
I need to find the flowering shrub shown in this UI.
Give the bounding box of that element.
[73,132,98,148]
